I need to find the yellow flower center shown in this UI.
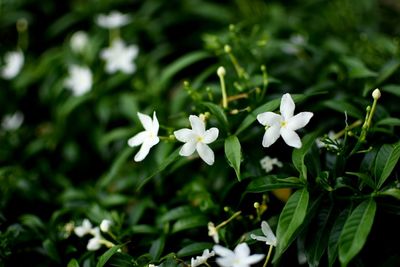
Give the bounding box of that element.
[280,120,287,127]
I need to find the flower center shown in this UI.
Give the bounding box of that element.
[280,120,287,128]
[196,136,204,142]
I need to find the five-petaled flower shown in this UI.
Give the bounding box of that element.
[100,39,139,74]
[213,243,264,267]
[250,220,277,247]
[128,112,160,162]
[64,65,93,96]
[174,115,219,165]
[257,93,313,148]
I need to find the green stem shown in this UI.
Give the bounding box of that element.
[216,211,241,229]
[263,245,274,267]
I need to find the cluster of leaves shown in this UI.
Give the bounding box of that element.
[1,0,400,267]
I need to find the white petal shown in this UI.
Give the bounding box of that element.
[281,128,302,148]
[152,111,159,134]
[203,127,219,144]
[250,234,268,243]
[189,115,205,135]
[196,142,215,165]
[137,112,153,131]
[242,254,265,265]
[179,141,197,156]
[234,243,250,258]
[216,258,233,267]
[287,112,313,131]
[261,221,277,246]
[87,237,102,251]
[262,125,281,147]
[127,131,147,147]
[134,140,156,161]
[280,93,295,120]
[213,245,235,257]
[257,112,281,126]
[174,129,195,142]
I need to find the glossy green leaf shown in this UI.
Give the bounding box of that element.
[338,199,377,267]
[374,141,400,189]
[381,84,400,97]
[224,135,242,181]
[246,176,303,193]
[292,131,320,180]
[149,236,166,260]
[171,216,208,233]
[375,59,400,85]
[201,102,229,133]
[323,100,363,119]
[96,244,124,267]
[375,117,400,127]
[378,188,400,200]
[341,57,377,79]
[345,172,375,189]
[177,242,213,257]
[161,206,200,222]
[67,259,80,267]
[274,188,309,261]
[43,239,60,263]
[327,208,351,267]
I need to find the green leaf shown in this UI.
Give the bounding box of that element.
[67,259,80,267]
[149,236,166,260]
[136,148,181,191]
[274,188,309,261]
[246,176,303,193]
[171,216,208,233]
[345,172,375,189]
[338,199,377,267]
[161,206,200,222]
[292,131,320,180]
[305,205,334,267]
[328,208,351,267]
[323,100,363,119]
[374,141,400,189]
[224,135,242,181]
[177,242,213,257]
[341,57,377,79]
[375,117,400,127]
[376,59,400,85]
[381,84,400,97]
[378,188,400,200]
[96,244,124,267]
[156,51,211,92]
[43,239,60,263]
[201,102,229,133]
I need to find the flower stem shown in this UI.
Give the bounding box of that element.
[263,245,274,267]
[216,211,242,229]
[217,67,228,109]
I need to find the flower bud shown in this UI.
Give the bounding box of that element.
[372,88,381,100]
[224,45,232,53]
[217,66,226,77]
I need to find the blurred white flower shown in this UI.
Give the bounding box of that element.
[128,112,160,162]
[213,243,264,267]
[250,221,277,247]
[96,11,131,29]
[87,227,102,251]
[74,219,93,237]
[148,264,158,267]
[100,219,112,232]
[70,31,89,53]
[191,249,215,267]
[257,93,313,148]
[64,65,93,96]
[1,111,24,131]
[174,115,219,165]
[260,156,283,173]
[1,50,24,79]
[100,39,138,74]
[316,131,341,149]
[207,222,219,243]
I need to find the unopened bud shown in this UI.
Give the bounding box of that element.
[253,202,260,209]
[217,66,226,77]
[224,45,232,53]
[372,88,381,100]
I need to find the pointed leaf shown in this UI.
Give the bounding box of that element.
[96,244,124,267]
[224,135,242,181]
[149,236,166,260]
[292,131,320,180]
[274,188,309,261]
[201,102,229,133]
[328,208,351,267]
[177,242,213,257]
[338,199,377,267]
[246,176,304,193]
[374,141,400,189]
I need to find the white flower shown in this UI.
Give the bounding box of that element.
[74,219,93,237]
[148,264,158,267]
[87,227,102,251]
[174,115,219,165]
[257,93,313,148]
[250,221,277,247]
[260,156,283,173]
[208,222,219,243]
[100,39,138,74]
[70,31,89,53]
[128,112,160,162]
[191,249,215,267]
[213,243,264,267]
[100,219,112,232]
[1,50,24,79]
[64,65,93,96]
[96,11,131,29]
[316,130,341,149]
[1,111,24,131]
